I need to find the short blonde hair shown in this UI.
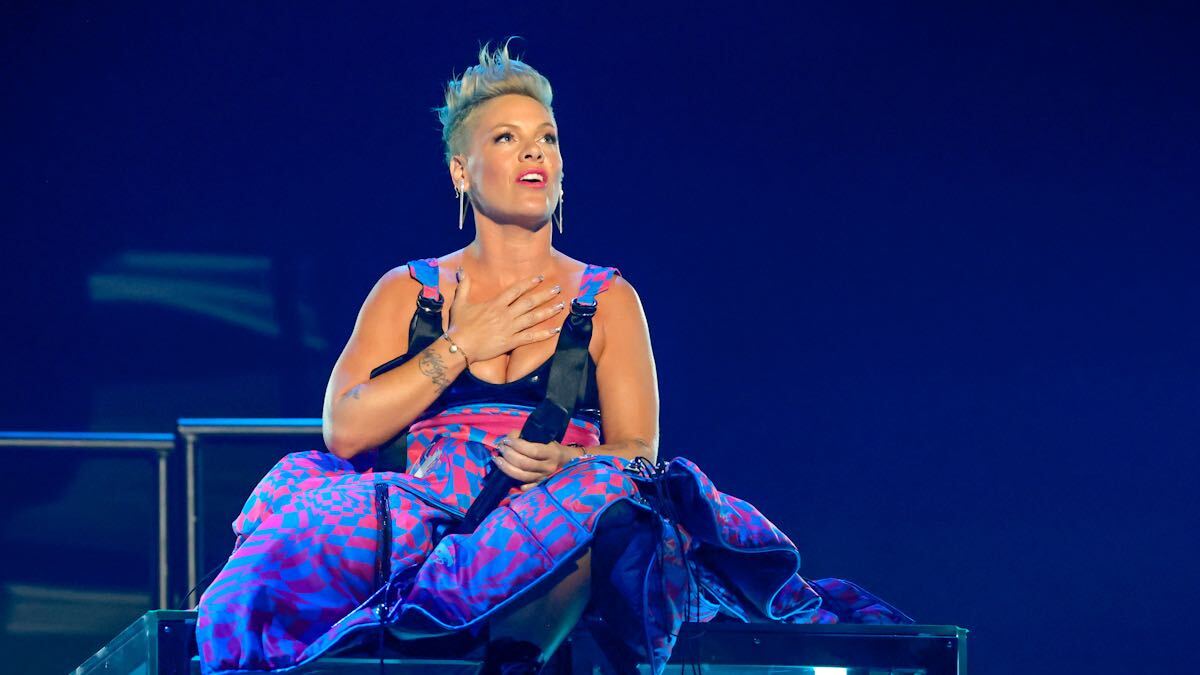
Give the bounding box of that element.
[435,38,555,166]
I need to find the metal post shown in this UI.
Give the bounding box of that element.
[186,434,197,606]
[157,448,169,609]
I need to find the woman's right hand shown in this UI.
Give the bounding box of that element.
[444,268,566,363]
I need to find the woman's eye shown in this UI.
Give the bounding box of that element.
[493,132,558,144]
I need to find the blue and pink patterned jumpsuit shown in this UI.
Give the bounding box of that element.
[196,259,910,674]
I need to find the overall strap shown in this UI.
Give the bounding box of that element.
[406,258,445,352]
[458,264,620,533]
[575,264,621,306]
[369,259,444,380]
[525,264,620,441]
[538,265,619,431]
[408,257,442,300]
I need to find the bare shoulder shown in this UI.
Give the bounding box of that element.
[326,264,424,403]
[599,273,645,316]
[594,272,650,359]
[363,264,422,310]
[378,264,423,294]
[346,264,425,345]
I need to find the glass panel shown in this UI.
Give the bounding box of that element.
[638,662,926,667]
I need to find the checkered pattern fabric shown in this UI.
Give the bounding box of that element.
[195,261,909,675]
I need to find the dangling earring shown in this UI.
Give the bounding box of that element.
[456,180,467,230]
[553,186,564,234]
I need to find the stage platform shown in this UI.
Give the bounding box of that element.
[72,610,967,674]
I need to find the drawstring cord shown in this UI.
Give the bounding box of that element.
[376,573,395,675]
[177,562,224,609]
[629,458,703,675]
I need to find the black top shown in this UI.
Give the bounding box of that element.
[422,351,602,425]
[366,263,609,473]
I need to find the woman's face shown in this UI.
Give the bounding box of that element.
[455,94,562,228]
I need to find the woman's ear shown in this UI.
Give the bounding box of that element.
[449,155,468,192]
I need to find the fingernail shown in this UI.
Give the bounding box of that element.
[552,327,561,334]
[556,302,565,310]
[551,284,561,294]
[536,274,545,282]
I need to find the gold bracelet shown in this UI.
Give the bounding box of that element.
[440,333,470,365]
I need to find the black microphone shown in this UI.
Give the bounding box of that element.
[457,399,570,533]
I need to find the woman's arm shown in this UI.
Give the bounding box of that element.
[321,266,469,459]
[590,275,659,462]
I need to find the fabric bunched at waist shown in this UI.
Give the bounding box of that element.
[398,403,602,514]
[408,403,602,452]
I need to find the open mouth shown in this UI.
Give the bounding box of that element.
[516,170,547,188]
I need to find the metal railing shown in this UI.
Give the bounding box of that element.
[0,431,175,609]
[0,422,325,609]
[175,418,323,605]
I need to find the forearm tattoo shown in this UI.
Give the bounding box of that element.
[419,349,452,392]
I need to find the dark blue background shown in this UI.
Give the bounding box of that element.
[3,3,1197,673]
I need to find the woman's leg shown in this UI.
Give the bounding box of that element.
[485,549,592,664]
[468,460,639,671]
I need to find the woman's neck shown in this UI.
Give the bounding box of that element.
[462,217,557,285]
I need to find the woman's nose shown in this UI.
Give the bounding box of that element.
[522,143,543,161]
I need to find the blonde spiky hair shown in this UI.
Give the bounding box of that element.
[435,37,555,166]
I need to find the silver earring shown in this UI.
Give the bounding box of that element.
[553,188,564,234]
[456,180,466,230]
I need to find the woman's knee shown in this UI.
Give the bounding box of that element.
[490,549,592,654]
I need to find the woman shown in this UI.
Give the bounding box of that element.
[196,42,909,675]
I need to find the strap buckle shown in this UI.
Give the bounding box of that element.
[570,298,597,317]
[416,293,445,313]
